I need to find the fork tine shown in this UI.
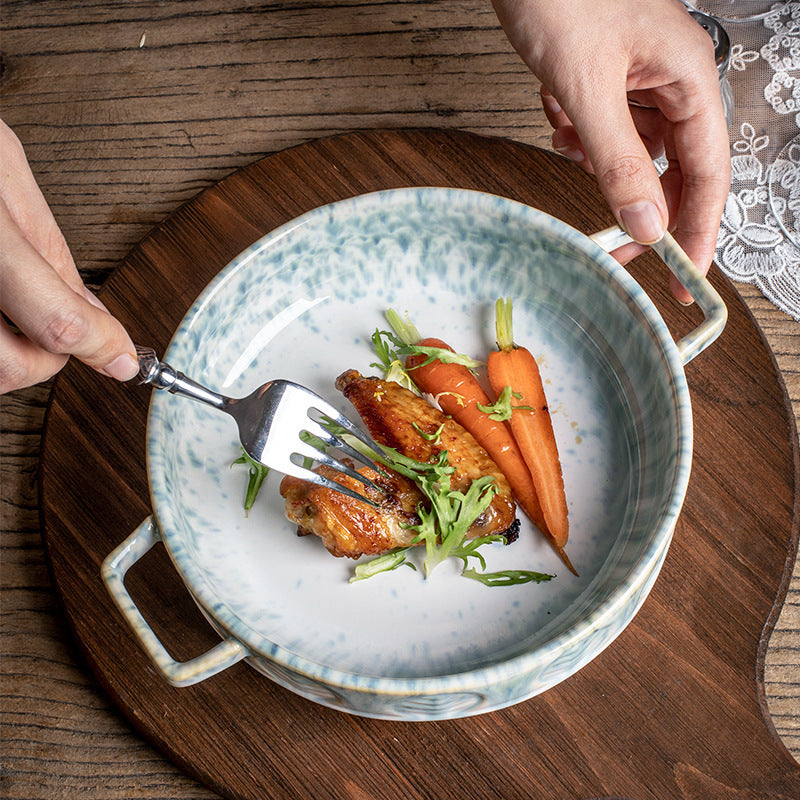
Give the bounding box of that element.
[304,394,389,464]
[293,438,384,494]
[301,417,387,476]
[281,457,380,507]
[254,381,392,506]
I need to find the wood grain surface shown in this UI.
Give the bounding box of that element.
[1,2,799,798]
[34,129,800,800]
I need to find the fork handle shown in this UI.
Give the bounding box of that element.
[136,346,226,410]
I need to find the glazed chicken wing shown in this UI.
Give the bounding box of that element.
[280,370,517,558]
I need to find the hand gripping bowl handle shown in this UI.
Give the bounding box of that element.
[590,227,727,364]
[102,517,247,687]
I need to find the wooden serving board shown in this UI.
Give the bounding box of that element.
[39,130,800,800]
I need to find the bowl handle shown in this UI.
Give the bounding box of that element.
[101,517,247,687]
[589,226,728,365]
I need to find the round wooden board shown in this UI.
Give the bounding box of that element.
[39,129,800,800]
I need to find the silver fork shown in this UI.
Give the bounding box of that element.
[135,346,386,505]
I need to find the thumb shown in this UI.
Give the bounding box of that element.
[0,202,139,383]
[569,95,668,246]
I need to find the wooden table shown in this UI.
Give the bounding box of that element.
[1,3,798,798]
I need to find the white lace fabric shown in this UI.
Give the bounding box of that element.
[709,1,800,321]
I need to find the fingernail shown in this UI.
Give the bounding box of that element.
[678,297,695,307]
[619,201,666,245]
[555,145,585,163]
[100,353,139,381]
[542,91,562,115]
[83,288,109,312]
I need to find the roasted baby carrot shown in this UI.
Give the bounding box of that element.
[405,337,548,537]
[487,299,573,571]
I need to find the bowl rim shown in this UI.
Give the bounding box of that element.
[147,186,693,695]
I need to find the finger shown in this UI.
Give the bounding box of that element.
[658,130,696,304]
[540,86,571,129]
[628,104,667,163]
[567,87,669,247]
[606,133,696,303]
[0,201,138,386]
[543,86,667,157]
[551,125,593,171]
[640,22,731,277]
[0,120,83,291]
[551,104,668,174]
[657,123,729,305]
[666,109,730,277]
[0,318,68,393]
[608,239,649,266]
[542,86,592,167]
[607,132,697,303]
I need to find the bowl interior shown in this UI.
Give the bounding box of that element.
[147,188,689,683]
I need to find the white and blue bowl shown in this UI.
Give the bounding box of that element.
[103,188,726,720]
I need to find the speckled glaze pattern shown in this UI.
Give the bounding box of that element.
[125,188,706,720]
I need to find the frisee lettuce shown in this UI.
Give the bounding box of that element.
[462,568,554,587]
[476,385,533,422]
[350,548,417,581]
[349,445,554,586]
[370,328,420,394]
[404,452,498,577]
[232,448,270,513]
[412,422,444,443]
[371,309,483,392]
[371,328,482,388]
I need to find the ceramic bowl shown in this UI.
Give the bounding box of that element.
[103,187,726,720]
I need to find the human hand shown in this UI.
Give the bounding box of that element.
[492,0,731,303]
[0,119,138,393]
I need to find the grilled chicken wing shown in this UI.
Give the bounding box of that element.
[280,370,517,558]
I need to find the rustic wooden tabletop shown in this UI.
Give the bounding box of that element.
[1,2,798,798]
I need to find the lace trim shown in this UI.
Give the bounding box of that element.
[712,3,800,321]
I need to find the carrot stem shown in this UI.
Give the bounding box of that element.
[384,309,422,347]
[495,297,515,352]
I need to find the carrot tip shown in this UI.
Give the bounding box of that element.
[555,545,579,577]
